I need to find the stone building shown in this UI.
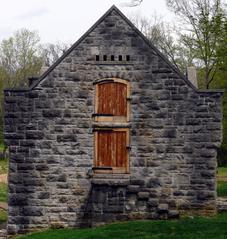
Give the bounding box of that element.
[4,5,223,235]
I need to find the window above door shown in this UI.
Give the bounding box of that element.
[94,78,130,122]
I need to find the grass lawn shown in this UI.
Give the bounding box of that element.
[15,213,227,239]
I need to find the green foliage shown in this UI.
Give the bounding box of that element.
[217,20,227,72]
[0,124,3,147]
[0,144,4,152]
[0,159,8,174]
[217,181,227,197]
[218,167,227,177]
[217,167,227,197]
[166,0,226,89]
[0,209,7,224]
[0,28,43,88]
[16,213,227,239]
[0,183,7,203]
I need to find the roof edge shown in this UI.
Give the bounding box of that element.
[29,5,118,90]
[5,5,225,96]
[197,89,224,94]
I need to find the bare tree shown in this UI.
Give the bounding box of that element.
[130,13,193,72]
[166,0,225,89]
[39,42,70,67]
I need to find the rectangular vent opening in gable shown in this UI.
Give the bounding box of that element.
[94,55,131,63]
[103,55,107,61]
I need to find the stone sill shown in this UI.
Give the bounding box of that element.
[91,174,130,186]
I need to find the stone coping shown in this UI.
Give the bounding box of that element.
[91,174,130,186]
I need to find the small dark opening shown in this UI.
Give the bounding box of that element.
[126,55,130,61]
[118,55,123,61]
[103,55,107,61]
[96,55,100,61]
[111,55,115,61]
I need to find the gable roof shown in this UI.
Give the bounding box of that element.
[5,5,224,94]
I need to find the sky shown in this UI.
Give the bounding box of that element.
[0,0,174,44]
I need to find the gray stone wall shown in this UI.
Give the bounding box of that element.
[4,7,223,235]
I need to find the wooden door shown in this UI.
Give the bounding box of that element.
[95,79,130,122]
[97,82,127,116]
[94,129,129,173]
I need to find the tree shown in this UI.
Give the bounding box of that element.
[166,0,225,89]
[0,28,43,88]
[39,42,70,67]
[0,29,43,148]
[130,13,193,72]
[217,19,227,71]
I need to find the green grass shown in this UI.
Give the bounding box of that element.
[0,183,7,202]
[15,213,227,239]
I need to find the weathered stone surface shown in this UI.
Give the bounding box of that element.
[168,210,180,219]
[4,6,222,236]
[138,192,150,200]
[158,204,169,213]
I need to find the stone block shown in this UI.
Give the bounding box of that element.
[138,192,149,200]
[158,204,169,213]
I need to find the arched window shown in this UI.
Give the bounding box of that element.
[93,78,130,174]
[94,79,130,122]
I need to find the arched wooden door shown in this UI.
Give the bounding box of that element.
[93,79,130,174]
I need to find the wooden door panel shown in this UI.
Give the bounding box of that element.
[97,82,127,116]
[114,83,127,116]
[115,131,127,168]
[97,131,113,167]
[96,130,128,171]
